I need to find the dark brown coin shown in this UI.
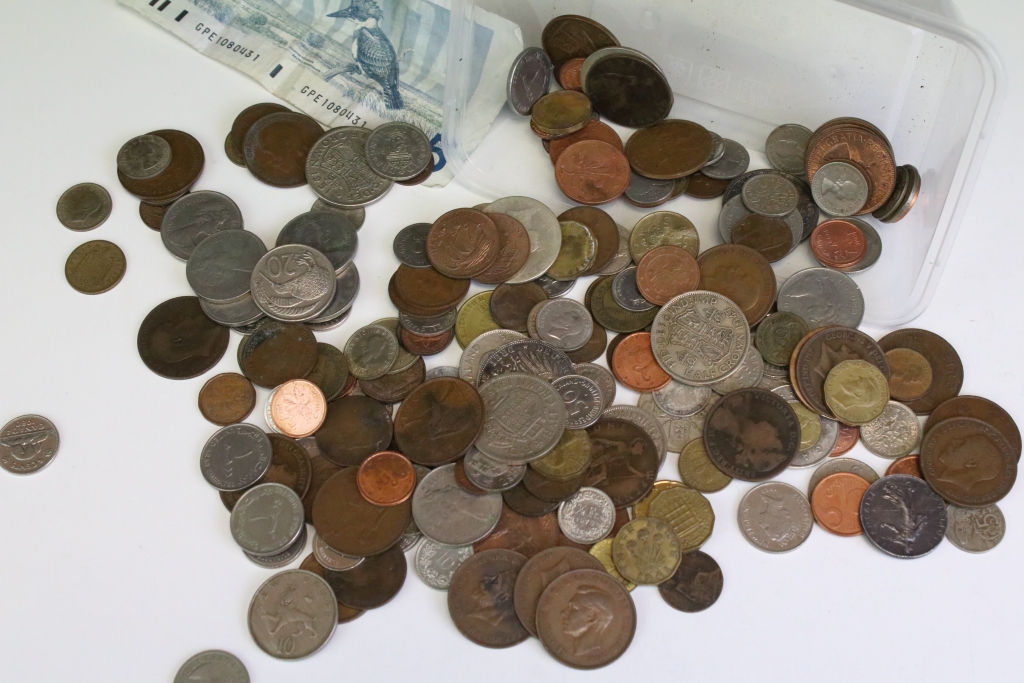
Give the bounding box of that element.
[229,102,290,153]
[877,329,964,415]
[559,206,619,275]
[305,343,350,402]
[586,54,672,128]
[137,296,228,380]
[886,455,923,479]
[489,282,547,332]
[730,214,794,263]
[266,434,313,498]
[237,321,317,389]
[198,372,256,426]
[565,324,608,364]
[624,120,713,179]
[657,550,723,613]
[395,161,433,186]
[523,467,585,503]
[299,554,365,624]
[447,549,530,648]
[139,200,174,231]
[925,396,1021,461]
[64,240,126,295]
[324,544,407,609]
[399,326,455,356]
[605,332,629,368]
[685,173,731,199]
[312,468,411,556]
[588,275,658,333]
[358,357,425,403]
[921,417,1017,507]
[243,112,323,187]
[793,327,890,417]
[704,388,801,481]
[315,396,393,467]
[393,265,470,314]
[697,245,776,326]
[454,458,488,495]
[393,377,485,466]
[426,208,500,278]
[513,546,605,637]
[224,132,246,167]
[541,15,619,68]
[548,120,623,166]
[474,213,532,285]
[584,417,659,507]
[473,505,561,558]
[301,454,344,524]
[503,483,561,517]
[635,245,700,306]
[118,130,204,205]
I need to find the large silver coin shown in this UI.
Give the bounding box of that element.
[653,381,712,418]
[425,366,461,381]
[200,423,272,492]
[276,211,359,273]
[506,47,553,116]
[811,161,870,217]
[365,121,433,181]
[415,539,475,590]
[478,339,574,385]
[392,223,433,268]
[309,263,360,323]
[305,127,392,207]
[777,268,865,328]
[56,182,112,231]
[738,482,813,553]
[651,291,750,385]
[535,299,593,351]
[230,483,305,556]
[412,464,503,545]
[742,174,799,217]
[244,525,307,568]
[463,447,525,492]
[311,199,365,229]
[604,404,669,466]
[459,329,527,385]
[558,487,615,544]
[174,650,249,683]
[860,475,947,559]
[765,124,812,176]
[573,363,617,407]
[859,401,920,459]
[807,458,879,499]
[401,308,457,336]
[248,570,337,659]
[201,293,264,328]
[161,191,244,261]
[945,504,1005,553]
[117,134,172,180]
[186,230,267,304]
[552,374,604,429]
[250,245,336,322]
[344,324,398,380]
[0,414,60,475]
[476,373,566,463]
[485,197,561,284]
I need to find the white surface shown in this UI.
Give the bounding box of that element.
[0,1,1022,682]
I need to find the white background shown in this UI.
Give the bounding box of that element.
[1,1,1023,681]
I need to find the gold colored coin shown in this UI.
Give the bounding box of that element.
[824,359,890,425]
[454,291,499,348]
[529,429,592,481]
[632,480,685,518]
[648,486,714,552]
[629,211,699,261]
[65,240,126,294]
[611,517,682,585]
[589,539,635,592]
[789,402,822,450]
[677,439,731,493]
[530,90,592,134]
[546,220,596,281]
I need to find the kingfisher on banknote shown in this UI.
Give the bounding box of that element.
[327,0,404,109]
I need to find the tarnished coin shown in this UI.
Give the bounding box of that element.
[413,464,502,545]
[299,554,365,623]
[925,396,1021,461]
[56,182,112,231]
[251,245,336,322]
[778,268,865,329]
[585,50,672,128]
[625,120,713,179]
[603,404,669,466]
[174,650,249,683]
[650,291,750,385]
[357,356,425,403]
[139,200,171,231]
[738,482,813,552]
[448,549,530,648]
[555,140,631,205]
[860,475,947,559]
[161,191,243,261]
[248,570,336,659]
[137,296,229,380]
[277,211,358,274]
[198,375,256,430]
[658,551,723,613]
[392,223,432,268]
[242,111,323,187]
[478,339,574,385]
[542,15,619,68]
[118,133,172,179]
[612,517,681,585]
[811,161,870,216]
[638,392,717,456]
[200,424,272,492]
[324,544,407,610]
[530,429,593,482]
[696,245,776,325]
[685,172,731,199]
[200,294,264,328]
[825,359,890,425]
[476,373,566,463]
[741,173,799,218]
[394,377,485,466]
[416,539,474,590]
[532,90,592,135]
[484,197,562,285]
[65,240,126,294]
[118,129,204,205]
[860,401,920,458]
[464,448,526,492]
[230,483,305,556]
[365,121,432,181]
[921,417,1016,507]
[312,533,362,572]
[534,299,593,352]
[314,396,392,467]
[304,343,349,402]
[507,47,553,115]
[342,325,397,380]
[305,126,392,205]
[811,472,871,536]
[648,486,714,552]
[791,410,839,469]
[238,321,317,388]
[624,172,674,207]
[473,504,560,555]
[584,417,659,507]
[489,283,547,333]
[311,199,366,229]
[522,466,584,503]
[558,487,615,544]
[630,211,699,261]
[708,343,765,395]
[877,329,964,415]
[677,438,731,493]
[0,415,60,475]
[654,382,712,419]
[887,455,923,479]
[792,327,890,418]
[547,220,597,280]
[766,124,812,175]
[945,504,1005,553]
[702,139,749,180]
[588,275,657,334]
[731,214,794,263]
[885,348,933,403]
[704,389,800,481]
[755,312,809,367]
[312,468,410,556]
[513,547,604,639]
[458,329,527,385]
[791,402,822,451]
[186,230,266,304]
[426,209,499,279]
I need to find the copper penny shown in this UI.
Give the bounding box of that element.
[920,417,1017,507]
[358,356,425,403]
[324,544,407,609]
[811,471,870,536]
[137,296,228,380]
[198,372,256,426]
[338,372,358,398]
[305,343,350,402]
[393,377,485,466]
[270,379,327,438]
[624,120,713,179]
[502,483,561,517]
[473,505,560,558]
[731,214,793,263]
[541,15,619,68]
[301,454,343,524]
[806,124,896,214]
[611,332,671,392]
[313,468,411,556]
[793,327,890,418]
[242,111,324,187]
[530,119,565,139]
[886,347,934,403]
[558,57,585,90]
[356,451,416,506]
[565,324,608,364]
[810,219,868,268]
[299,554,365,624]
[513,546,604,637]
[454,458,488,495]
[229,102,290,152]
[118,130,204,205]
[426,208,500,278]
[548,120,623,165]
[877,329,963,415]
[658,550,724,613]
[685,172,731,199]
[584,417,659,507]
[635,245,700,306]
[139,200,173,231]
[447,549,530,648]
[522,467,585,503]
[489,282,547,332]
[559,206,620,275]
[703,388,801,481]
[392,265,470,314]
[697,245,776,326]
[265,433,314,499]
[605,332,628,368]
[399,326,455,356]
[831,424,860,457]
[555,140,631,205]
[925,396,1021,461]
[314,396,393,467]
[531,90,592,134]
[237,321,317,389]
[474,213,531,284]
[886,455,924,479]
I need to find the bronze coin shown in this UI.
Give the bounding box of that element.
[324,543,407,610]
[584,417,659,507]
[489,282,548,332]
[229,102,291,149]
[358,357,425,403]
[305,343,350,402]
[395,161,433,186]
[685,173,731,199]
[118,130,204,205]
[299,554,365,624]
[657,550,723,613]
[474,213,532,285]
[224,131,246,167]
[697,245,776,326]
[635,245,700,306]
[555,140,632,205]
[65,240,126,294]
[502,483,561,517]
[886,455,923,479]
[393,264,470,313]
[314,396,393,467]
[885,347,933,402]
[612,332,672,393]
[393,377,485,466]
[522,467,585,503]
[237,321,317,389]
[447,549,530,648]
[624,120,713,179]
[541,15,619,67]
[338,372,358,398]
[473,505,561,558]
[198,372,256,426]
[426,208,500,278]
[831,423,861,457]
[925,396,1021,461]
[565,324,608,364]
[388,274,455,318]
[548,120,623,166]
[586,54,673,128]
[588,275,658,333]
[730,214,794,263]
[137,296,228,380]
[703,388,801,481]
[301,455,344,524]
[454,458,488,495]
[605,332,628,368]
[921,417,1017,507]
[513,546,604,637]
[793,327,890,418]
[399,326,455,356]
[558,57,585,90]
[531,90,592,134]
[805,124,896,214]
[877,329,964,415]
[242,111,324,187]
[810,219,868,268]
[355,450,416,506]
[559,206,620,275]
[266,433,313,499]
[312,468,411,556]
[139,200,173,231]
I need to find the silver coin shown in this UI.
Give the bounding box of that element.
[56,182,112,231]
[558,487,615,544]
[807,458,879,499]
[718,195,752,243]
[485,197,562,284]
[535,275,576,297]
[415,539,474,590]
[263,387,281,434]
[244,525,307,568]
[741,174,799,217]
[706,131,725,165]
[765,124,812,176]
[724,169,819,241]
[311,199,365,229]
[878,164,921,224]
[186,230,267,304]
[777,268,865,328]
[859,401,920,459]
[860,475,947,559]
[604,404,669,466]
[306,127,392,207]
[573,363,617,407]
[250,245,336,322]
[597,223,633,276]
[790,413,839,468]
[945,504,1005,553]
[738,482,813,553]
[636,393,718,455]
[247,569,337,659]
[161,191,244,261]
[459,329,527,385]
[701,139,749,180]
[463,447,525,492]
[834,217,882,273]
[277,211,359,273]
[757,373,790,392]
[709,343,765,395]
[174,650,249,683]
[309,263,360,323]
[476,373,566,463]
[425,366,461,381]
[398,520,422,552]
[365,121,433,181]
[0,414,60,475]
[763,363,789,379]
[401,309,457,336]
[552,374,604,429]
[392,223,433,268]
[201,293,265,327]
[612,266,655,312]
[525,299,548,340]
[307,310,350,333]
[506,46,553,115]
[117,134,172,180]
[313,533,364,571]
[370,317,419,373]
[624,172,674,205]
[653,381,712,418]
[199,424,272,492]
[811,161,870,216]
[651,291,750,386]
[535,299,593,351]
[478,339,574,385]
[412,464,503,545]
[230,483,305,556]
[771,385,798,402]
[344,324,398,380]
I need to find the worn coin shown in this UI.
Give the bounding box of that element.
[200,294,264,328]
[485,197,562,285]
[532,90,592,135]
[709,343,765,395]
[173,650,249,683]
[704,389,800,481]
[685,172,731,199]
[277,212,358,275]
[392,223,432,269]
[731,214,794,263]
[56,182,112,231]
[653,382,711,419]
[324,543,407,610]
[625,120,712,180]
[243,524,307,568]
[139,200,172,231]
[312,533,362,572]
[778,268,865,328]
[877,329,964,415]
[299,554,366,623]
[925,396,1021,461]
[885,348,933,403]
[860,475,947,559]
[478,339,574,385]
[313,468,410,556]
[364,121,432,181]
[0,415,60,475]
[241,111,323,187]
[458,329,527,385]
[464,448,526,492]
[887,455,923,479]
[530,429,593,482]
[756,312,809,367]
[426,209,500,278]
[741,173,799,217]
[160,191,244,261]
[547,220,597,280]
[412,464,503,545]
[64,240,126,294]
[230,483,305,556]
[197,373,256,426]
[447,549,530,648]
[476,373,566,463]
[811,472,871,536]
[792,327,890,418]
[920,417,1016,507]
[248,569,336,659]
[117,129,204,205]
[237,321,317,388]
[635,246,700,306]
[945,504,1005,553]
[588,275,657,334]
[588,538,635,591]
[584,417,659,507]
[393,377,485,466]
[808,457,879,500]
[304,343,349,402]
[604,404,670,465]
[649,486,714,552]
[612,517,681,585]
[542,14,619,67]
[415,539,474,590]
[507,47,553,115]
[811,161,870,216]
[489,282,547,333]
[585,50,672,127]
[340,324,396,380]
[766,123,812,175]
[860,401,919,458]
[825,359,890,425]
[650,290,750,385]
[624,172,674,207]
[473,504,559,556]
[738,482,813,553]
[630,211,699,261]
[657,550,723,613]
[696,245,776,325]
[118,133,172,179]
[200,424,272,492]
[677,438,731,493]
[314,396,392,467]
[137,296,229,380]
[186,229,266,304]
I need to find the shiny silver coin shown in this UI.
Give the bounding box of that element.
[0,414,60,475]
[741,173,799,217]
[117,134,172,180]
[507,46,553,115]
[651,291,750,386]
[535,299,593,351]
[485,197,562,284]
[56,182,111,231]
[558,487,616,544]
[597,223,633,276]
[344,324,399,380]
[478,339,574,385]
[247,569,337,659]
[811,161,870,217]
[277,211,358,273]
[309,263,360,324]
[230,483,305,556]
[709,343,765,395]
[174,650,249,683]
[250,245,336,322]
[244,525,307,568]
[765,124,812,176]
[392,223,433,268]
[777,268,865,328]
[701,138,749,180]
[738,482,813,553]
[311,199,365,229]
[415,539,474,590]
[860,475,947,559]
[859,401,920,459]
[653,381,712,418]
[306,127,392,207]
[807,458,879,499]
[400,308,457,336]
[365,122,433,181]
[425,366,461,381]
[476,373,567,463]
[313,533,363,571]
[412,464,503,545]
[186,229,267,304]
[945,504,1005,553]
[459,329,527,385]
[199,423,272,492]
[612,266,655,312]
[535,275,576,297]
[624,171,674,205]
[605,403,669,467]
[463,447,526,492]
[552,374,604,429]
[790,413,839,468]
[573,363,617,407]
[201,293,265,328]
[161,191,244,261]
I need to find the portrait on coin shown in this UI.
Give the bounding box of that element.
[562,585,615,658]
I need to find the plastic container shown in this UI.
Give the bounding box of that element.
[441,0,1003,327]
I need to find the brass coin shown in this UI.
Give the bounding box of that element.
[547,220,597,280]
[588,538,635,591]
[885,347,934,403]
[876,329,963,415]
[393,377,485,466]
[755,312,809,367]
[611,517,681,585]
[632,480,685,518]
[559,206,620,275]
[490,282,547,332]
[730,214,793,263]
[137,296,228,380]
[824,359,890,425]
[790,402,823,450]
[588,276,657,334]
[531,90,592,134]
[629,211,699,260]
[648,486,714,552]
[530,429,593,481]
[921,417,1017,507]
[305,343,350,402]
[541,14,619,67]
[677,439,732,493]
[624,120,713,179]
[65,240,126,294]
[455,291,500,348]
[312,468,411,557]
[238,321,317,389]
[198,373,256,426]
[447,549,530,648]
[697,244,776,326]
[314,396,393,467]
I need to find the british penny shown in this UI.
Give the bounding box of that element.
[455,292,500,348]
[315,396,393,467]
[523,467,585,503]
[229,102,290,155]
[426,208,500,279]
[555,140,631,205]
[503,483,562,517]
[474,213,532,284]
[877,329,963,415]
[473,505,560,558]
[324,544,407,610]
[242,111,323,187]
[305,343,350,402]
[811,472,870,536]
[393,377,484,466]
[685,173,731,199]
[658,550,723,613]
[301,454,343,525]
[860,475,947,558]
[824,359,890,425]
[392,264,470,314]
[920,417,1017,507]
[793,327,890,418]
[356,451,416,506]
[139,199,172,231]
[831,424,861,457]
[513,546,604,637]
[696,245,776,325]
[447,549,530,648]
[548,120,623,166]
[531,90,592,134]
[584,50,672,128]
[358,356,425,403]
[237,321,317,388]
[198,373,256,426]
[313,468,410,556]
[541,15,619,68]
[400,326,455,356]
[925,396,1021,461]
[65,240,126,294]
[810,219,868,268]
[565,325,608,364]
[635,245,700,306]
[887,455,923,479]
[805,125,896,214]
[117,130,204,204]
[137,296,228,380]
[489,282,546,332]
[624,120,713,179]
[299,554,365,623]
[611,332,671,393]
[731,214,793,263]
[704,388,801,481]
[584,417,659,507]
[885,347,933,403]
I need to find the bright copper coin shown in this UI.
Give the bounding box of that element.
[237,321,318,389]
[356,451,416,506]
[299,554,365,624]
[811,471,870,536]
[393,377,485,466]
[565,324,608,364]
[877,329,963,415]
[924,395,1021,461]
[793,327,890,418]
[242,111,324,187]
[447,549,530,648]
[324,544,407,610]
[426,208,500,278]
[831,424,860,457]
[885,347,934,403]
[503,483,561,518]
[611,332,672,393]
[559,57,585,90]
[697,244,777,325]
[731,214,793,263]
[313,468,411,557]
[139,200,172,231]
[703,388,801,481]
[473,505,561,558]
[810,219,868,268]
[805,124,896,214]
[513,546,604,637]
[548,120,623,165]
[920,417,1017,507]
[137,296,228,380]
[474,213,531,285]
[358,357,426,403]
[559,206,620,275]
[392,265,470,315]
[685,173,731,199]
[584,417,659,507]
[624,120,713,179]
[541,14,619,67]
[635,245,700,306]
[555,140,631,205]
[270,379,327,438]
[118,130,204,205]
[301,452,343,524]
[489,282,547,332]
[400,326,455,356]
[314,396,393,467]
[886,455,923,479]
[198,373,256,426]
[531,90,592,135]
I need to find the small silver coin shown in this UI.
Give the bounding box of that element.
[741,174,799,217]
[808,458,879,500]
[597,223,633,276]
[535,299,593,352]
[248,569,337,659]
[765,124,812,176]
[945,504,1005,553]
[624,172,674,205]
[605,403,669,467]
[309,263,360,323]
[458,329,527,385]
[0,414,60,475]
[186,230,267,304]
[250,245,336,322]
[738,482,813,553]
[701,139,749,180]
[705,131,725,165]
[507,47,553,115]
[415,539,474,590]
[161,191,244,261]
[651,291,750,386]
[244,525,307,568]
[201,293,265,328]
[476,373,567,463]
[552,374,604,429]
[463,447,526,492]
[485,197,562,285]
[612,266,655,312]
[412,464,503,545]
[400,308,457,336]
[859,401,919,459]
[392,223,433,268]
[425,366,461,381]
[478,339,574,385]
[365,121,433,181]
[56,183,112,231]
[709,343,765,395]
[860,475,947,559]
[313,533,364,571]
[790,413,839,468]
[724,169,819,241]
[558,487,615,544]
[200,424,273,492]
[370,317,419,373]
[305,127,392,207]
[573,363,617,407]
[777,268,865,328]
[117,134,172,180]
[174,650,249,683]
[230,483,305,556]
[811,161,870,217]
[311,199,365,229]
[277,211,359,273]
[344,324,398,380]
[535,275,576,298]
[834,217,882,273]
[653,381,712,418]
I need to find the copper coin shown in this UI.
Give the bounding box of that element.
[301,454,343,524]
[886,455,923,479]
[393,377,485,466]
[447,549,530,648]
[542,15,619,68]
[586,54,673,128]
[885,347,934,403]
[831,424,860,457]
[338,372,358,398]
[305,343,350,402]
[473,505,560,558]
[548,120,623,165]
[920,417,1017,507]
[454,458,488,495]
[657,550,723,613]
[703,388,801,481]
[530,119,565,139]
[395,160,434,187]
[611,332,672,393]
[811,471,870,536]
[358,357,425,403]
[118,130,204,205]
[513,547,604,636]
[731,214,793,263]
[426,208,500,278]
[229,102,290,150]
[265,433,314,499]
[324,544,407,609]
[502,483,561,517]
[523,467,585,503]
[356,451,416,506]
[137,296,228,380]
[877,329,963,415]
[237,321,317,389]
[555,140,631,205]
[810,219,868,268]
[399,326,455,356]
[299,554,365,624]
[474,213,531,285]
[313,468,411,556]
[635,245,700,306]
[393,264,470,314]
[242,111,323,187]
[314,396,393,467]
[805,125,896,214]
[531,90,592,135]
[924,396,1021,461]
[559,206,620,275]
[270,379,327,438]
[605,332,628,368]
[489,282,547,332]
[558,57,586,90]
[584,417,659,507]
[624,120,713,180]
[198,373,256,426]
[793,327,890,418]
[697,245,776,326]
[685,173,731,199]
[139,200,172,231]
[565,324,608,364]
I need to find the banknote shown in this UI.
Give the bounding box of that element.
[118,0,523,186]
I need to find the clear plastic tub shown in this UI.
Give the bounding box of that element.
[441,0,1003,327]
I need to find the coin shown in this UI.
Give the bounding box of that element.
[648,486,714,552]
[557,487,616,544]
[160,190,244,261]
[585,51,672,127]
[725,169,820,240]
[766,123,812,175]
[860,475,947,558]
[364,121,432,181]
[304,343,349,402]
[696,245,776,325]
[611,332,671,392]
[237,320,317,388]
[477,373,566,463]
[118,133,172,179]
[558,57,585,89]
[413,463,503,545]
[548,121,623,166]
[230,483,304,555]
[478,339,574,385]
[401,309,457,337]
[685,173,731,199]
[248,569,337,659]
[624,171,674,207]
[806,124,896,214]
[630,211,699,261]
[624,120,713,179]
[197,374,256,427]
[447,548,530,648]
[945,504,1005,553]
[584,417,659,507]
[859,401,919,458]
[458,329,527,385]
[414,539,474,590]
[314,396,392,467]
[200,424,272,492]
[464,448,525,492]
[243,524,307,568]
[810,219,868,269]
[260,434,313,499]
[791,402,822,451]
[485,197,562,284]
[709,343,765,395]
[490,282,547,332]
[117,130,204,205]
[609,401,672,461]
[201,294,264,328]
[276,211,358,275]
[269,379,327,439]
[808,457,879,499]
[186,230,266,304]
[792,327,890,418]
[241,111,323,187]
[886,455,923,479]
[738,482,813,552]
[530,429,592,482]
[739,173,798,217]
[885,348,933,403]
[611,517,680,585]
[394,377,485,466]
[357,356,425,403]
[139,200,171,231]
[341,325,396,380]
[474,505,560,557]
[573,363,616,406]
[392,264,470,315]
[925,396,1021,461]
[532,90,592,134]
[811,472,871,536]
[426,208,500,278]
[507,47,553,115]
[874,164,922,223]
[392,223,432,268]
[677,438,731,493]
[877,329,964,415]
[514,546,604,638]
[455,292,500,348]
[522,465,584,503]
[299,554,365,623]
[811,161,870,216]
[634,246,700,307]
[534,299,593,352]
[56,182,112,231]
[653,382,711,419]
[777,268,865,328]
[324,543,407,609]
[702,139,750,180]
[612,266,654,312]
[542,15,619,68]
[731,214,794,263]
[755,312,808,367]
[311,532,362,572]
[313,468,410,556]
[657,550,723,613]
[0,415,60,475]
[704,389,800,481]
[920,417,1016,507]
[64,240,126,295]
[825,359,890,425]
[137,296,228,380]
[174,650,249,683]
[650,290,750,385]
[547,220,597,280]
[250,244,336,323]
[555,140,631,205]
